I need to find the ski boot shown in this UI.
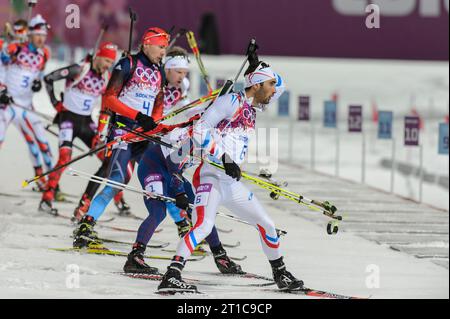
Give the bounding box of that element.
[73,215,101,248]
[32,166,47,192]
[72,194,91,222]
[38,199,58,216]
[211,244,244,274]
[176,219,191,238]
[158,257,198,294]
[123,242,159,274]
[270,257,304,291]
[114,197,131,216]
[54,185,66,202]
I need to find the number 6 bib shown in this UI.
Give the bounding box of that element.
[194,183,213,207]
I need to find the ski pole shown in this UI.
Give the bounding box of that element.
[10,100,54,122]
[112,124,343,224]
[91,23,109,60]
[21,130,139,187]
[217,38,258,98]
[157,90,219,122]
[3,22,13,39]
[125,7,137,55]
[27,0,38,22]
[143,39,258,126]
[186,31,212,93]
[43,124,85,152]
[67,168,288,236]
[167,28,188,51]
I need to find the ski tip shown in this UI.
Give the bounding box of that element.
[21,180,29,188]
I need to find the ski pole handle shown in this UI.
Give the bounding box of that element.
[27,0,38,22]
[167,28,188,51]
[127,7,137,54]
[218,38,258,98]
[92,23,109,60]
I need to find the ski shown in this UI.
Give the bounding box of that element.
[68,234,170,249]
[155,290,205,296]
[209,271,273,282]
[189,271,274,283]
[0,190,77,204]
[119,273,362,297]
[24,188,80,200]
[222,241,241,248]
[52,211,115,223]
[98,237,170,249]
[114,211,144,221]
[161,248,247,261]
[162,249,247,261]
[262,287,366,299]
[0,192,26,198]
[97,224,163,233]
[118,272,276,288]
[49,247,206,262]
[216,227,233,234]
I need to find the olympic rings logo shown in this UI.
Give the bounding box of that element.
[135,67,161,85]
[17,52,44,69]
[79,74,105,95]
[236,106,256,127]
[164,88,182,106]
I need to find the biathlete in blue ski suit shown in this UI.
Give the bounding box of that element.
[73,27,170,248]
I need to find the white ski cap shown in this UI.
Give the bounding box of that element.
[164,55,190,70]
[29,14,50,35]
[244,63,276,88]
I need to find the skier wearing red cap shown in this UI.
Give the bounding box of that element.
[73,28,170,247]
[38,42,118,214]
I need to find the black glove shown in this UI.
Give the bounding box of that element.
[0,88,12,105]
[31,79,42,92]
[175,193,190,211]
[135,112,157,132]
[222,153,241,181]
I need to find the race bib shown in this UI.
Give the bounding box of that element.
[194,183,213,207]
[59,121,73,144]
[144,174,163,195]
[111,128,128,150]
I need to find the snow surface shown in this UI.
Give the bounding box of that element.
[0,57,448,299]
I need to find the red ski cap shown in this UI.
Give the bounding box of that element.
[96,42,118,60]
[141,27,170,47]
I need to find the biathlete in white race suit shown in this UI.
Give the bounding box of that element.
[0,16,53,190]
[158,61,304,294]
[0,19,29,134]
[38,43,118,214]
[120,47,244,276]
